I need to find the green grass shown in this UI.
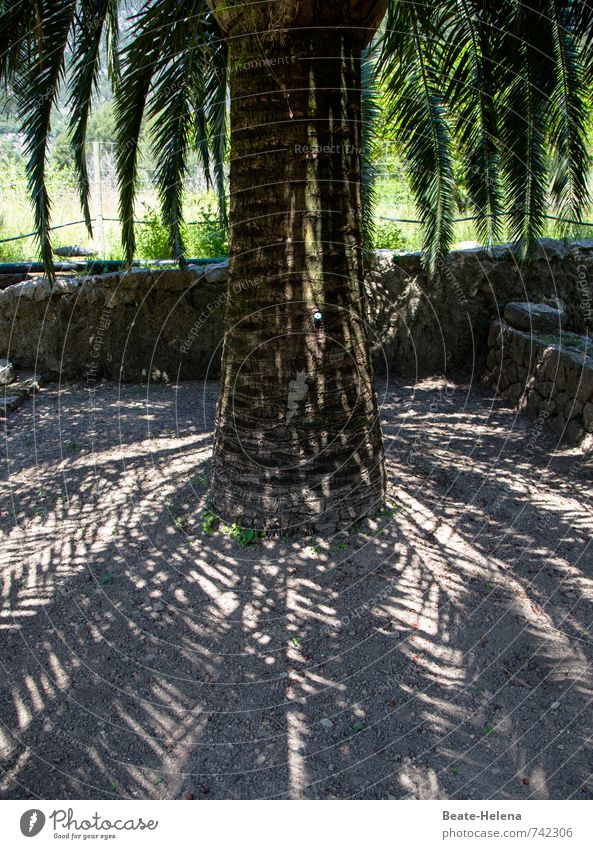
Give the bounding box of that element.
[2,157,592,262]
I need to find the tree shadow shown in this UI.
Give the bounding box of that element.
[1,376,592,799]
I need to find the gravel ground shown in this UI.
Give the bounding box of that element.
[1,375,592,800]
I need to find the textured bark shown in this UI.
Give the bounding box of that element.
[209,25,386,533]
[207,0,388,43]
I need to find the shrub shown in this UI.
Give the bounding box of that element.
[135,204,171,260]
[185,195,228,258]
[135,197,228,260]
[0,213,29,262]
[372,218,409,251]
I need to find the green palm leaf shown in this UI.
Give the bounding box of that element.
[361,42,381,257]
[546,0,591,224]
[68,0,119,233]
[12,0,77,278]
[381,1,455,272]
[441,0,504,244]
[116,0,224,262]
[500,1,551,255]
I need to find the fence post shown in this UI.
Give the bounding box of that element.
[93,139,105,257]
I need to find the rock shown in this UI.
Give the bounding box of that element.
[504,301,566,333]
[575,363,593,404]
[0,396,22,417]
[566,420,585,445]
[455,240,485,252]
[204,262,228,284]
[53,244,96,258]
[1,243,591,382]
[8,374,41,398]
[548,413,566,436]
[551,701,561,710]
[573,239,593,251]
[0,358,14,385]
[488,243,515,260]
[152,600,165,612]
[504,382,524,403]
[0,273,31,289]
[320,718,334,730]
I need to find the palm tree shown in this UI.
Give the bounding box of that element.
[1,0,592,533]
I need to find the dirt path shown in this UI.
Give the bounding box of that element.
[1,376,592,800]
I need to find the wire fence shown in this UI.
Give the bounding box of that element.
[0,216,218,245]
[1,212,593,248]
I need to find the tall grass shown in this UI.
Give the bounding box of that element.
[1,163,592,262]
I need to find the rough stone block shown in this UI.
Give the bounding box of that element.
[566,420,585,445]
[504,301,566,333]
[548,413,566,436]
[204,262,229,284]
[575,363,593,403]
[504,382,524,403]
[0,358,14,385]
[0,396,22,416]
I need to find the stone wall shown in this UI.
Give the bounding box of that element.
[483,313,593,447]
[366,239,593,375]
[0,265,228,382]
[1,239,592,382]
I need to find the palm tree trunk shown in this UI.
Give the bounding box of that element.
[210,28,386,534]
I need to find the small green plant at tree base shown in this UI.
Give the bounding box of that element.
[220,522,263,545]
[201,509,218,536]
[99,572,114,586]
[200,510,263,544]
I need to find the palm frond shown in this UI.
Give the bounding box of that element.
[11,0,77,278]
[149,19,211,263]
[361,43,380,258]
[546,0,591,224]
[441,0,504,244]
[381,1,455,273]
[68,0,118,233]
[116,0,224,262]
[0,0,40,82]
[500,1,551,255]
[203,34,228,229]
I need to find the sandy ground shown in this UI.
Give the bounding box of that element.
[1,375,592,800]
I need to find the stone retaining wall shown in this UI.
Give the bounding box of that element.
[483,319,593,447]
[1,239,592,382]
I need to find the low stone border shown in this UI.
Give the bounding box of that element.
[1,239,592,382]
[484,318,593,447]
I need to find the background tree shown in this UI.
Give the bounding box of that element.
[1,0,592,532]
